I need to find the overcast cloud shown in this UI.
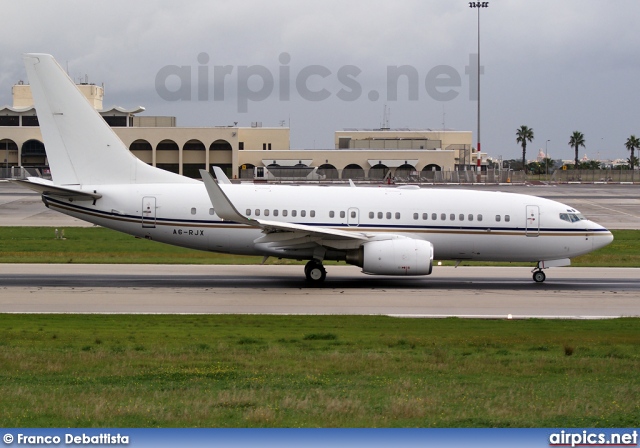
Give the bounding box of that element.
[1,0,639,161]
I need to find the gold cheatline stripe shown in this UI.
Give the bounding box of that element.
[50,202,607,238]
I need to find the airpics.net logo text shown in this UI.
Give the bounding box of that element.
[549,430,638,448]
[154,52,484,112]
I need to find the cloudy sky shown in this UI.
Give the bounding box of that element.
[1,0,639,161]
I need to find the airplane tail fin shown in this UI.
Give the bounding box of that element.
[23,53,195,186]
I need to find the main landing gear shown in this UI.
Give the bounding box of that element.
[304,259,326,284]
[532,269,546,283]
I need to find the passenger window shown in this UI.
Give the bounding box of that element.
[283,210,288,217]
[413,213,419,220]
[191,207,196,215]
[441,213,446,220]
[386,212,392,219]
[301,210,306,217]
[395,212,400,219]
[246,209,251,216]
[209,208,215,215]
[432,213,437,220]
[332,211,337,218]
[450,214,455,221]
[291,210,296,217]
[264,209,270,216]
[255,209,260,216]
[478,214,483,222]
[310,211,315,218]
[459,214,464,221]
[495,215,501,222]
[423,213,428,220]
[273,210,279,217]
[340,211,346,218]
[368,212,373,219]
[468,214,473,221]
[505,215,510,222]
[378,212,383,219]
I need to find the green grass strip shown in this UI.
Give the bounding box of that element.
[0,227,637,266]
[0,315,638,427]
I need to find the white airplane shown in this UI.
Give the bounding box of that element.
[16,54,613,284]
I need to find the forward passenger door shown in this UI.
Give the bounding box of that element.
[526,205,539,237]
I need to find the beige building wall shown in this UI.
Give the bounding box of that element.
[335,130,482,167]
[237,127,290,151]
[1,124,474,177]
[237,149,455,172]
[2,84,479,178]
[13,83,104,109]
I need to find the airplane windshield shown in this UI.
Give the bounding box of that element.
[559,213,585,223]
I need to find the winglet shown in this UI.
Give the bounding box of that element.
[199,169,250,223]
[212,166,232,184]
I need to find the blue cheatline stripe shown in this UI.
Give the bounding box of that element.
[2,428,635,447]
[45,196,610,236]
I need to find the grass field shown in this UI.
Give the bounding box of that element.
[0,315,638,427]
[0,227,637,266]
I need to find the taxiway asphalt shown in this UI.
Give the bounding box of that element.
[1,264,638,318]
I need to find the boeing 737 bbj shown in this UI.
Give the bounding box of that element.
[15,54,613,284]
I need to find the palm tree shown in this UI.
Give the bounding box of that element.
[516,126,534,173]
[542,157,555,174]
[568,131,585,169]
[625,135,640,170]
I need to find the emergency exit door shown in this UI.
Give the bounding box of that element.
[142,197,157,228]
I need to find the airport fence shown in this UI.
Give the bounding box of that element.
[0,166,45,180]
[2,166,637,184]
[551,168,638,183]
[238,168,527,184]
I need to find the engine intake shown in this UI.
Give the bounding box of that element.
[346,239,434,276]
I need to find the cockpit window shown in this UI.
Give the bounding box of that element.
[559,213,584,223]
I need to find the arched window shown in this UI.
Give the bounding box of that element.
[395,163,416,179]
[129,139,152,152]
[183,139,205,151]
[342,164,365,180]
[369,163,389,180]
[209,139,232,151]
[318,163,339,179]
[156,140,179,151]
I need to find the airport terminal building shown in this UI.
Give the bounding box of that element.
[1,82,483,181]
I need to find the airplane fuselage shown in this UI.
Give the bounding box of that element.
[42,183,613,263]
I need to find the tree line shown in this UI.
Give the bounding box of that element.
[513,126,639,173]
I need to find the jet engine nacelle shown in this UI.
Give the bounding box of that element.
[347,239,434,276]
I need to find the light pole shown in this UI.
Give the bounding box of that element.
[469,1,488,174]
[545,139,550,177]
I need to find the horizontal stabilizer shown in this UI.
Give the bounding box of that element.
[12,178,101,201]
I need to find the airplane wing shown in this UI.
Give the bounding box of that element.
[12,177,102,201]
[199,170,369,249]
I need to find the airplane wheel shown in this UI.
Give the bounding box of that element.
[305,260,326,283]
[533,270,546,283]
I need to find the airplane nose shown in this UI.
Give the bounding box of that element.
[593,229,614,251]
